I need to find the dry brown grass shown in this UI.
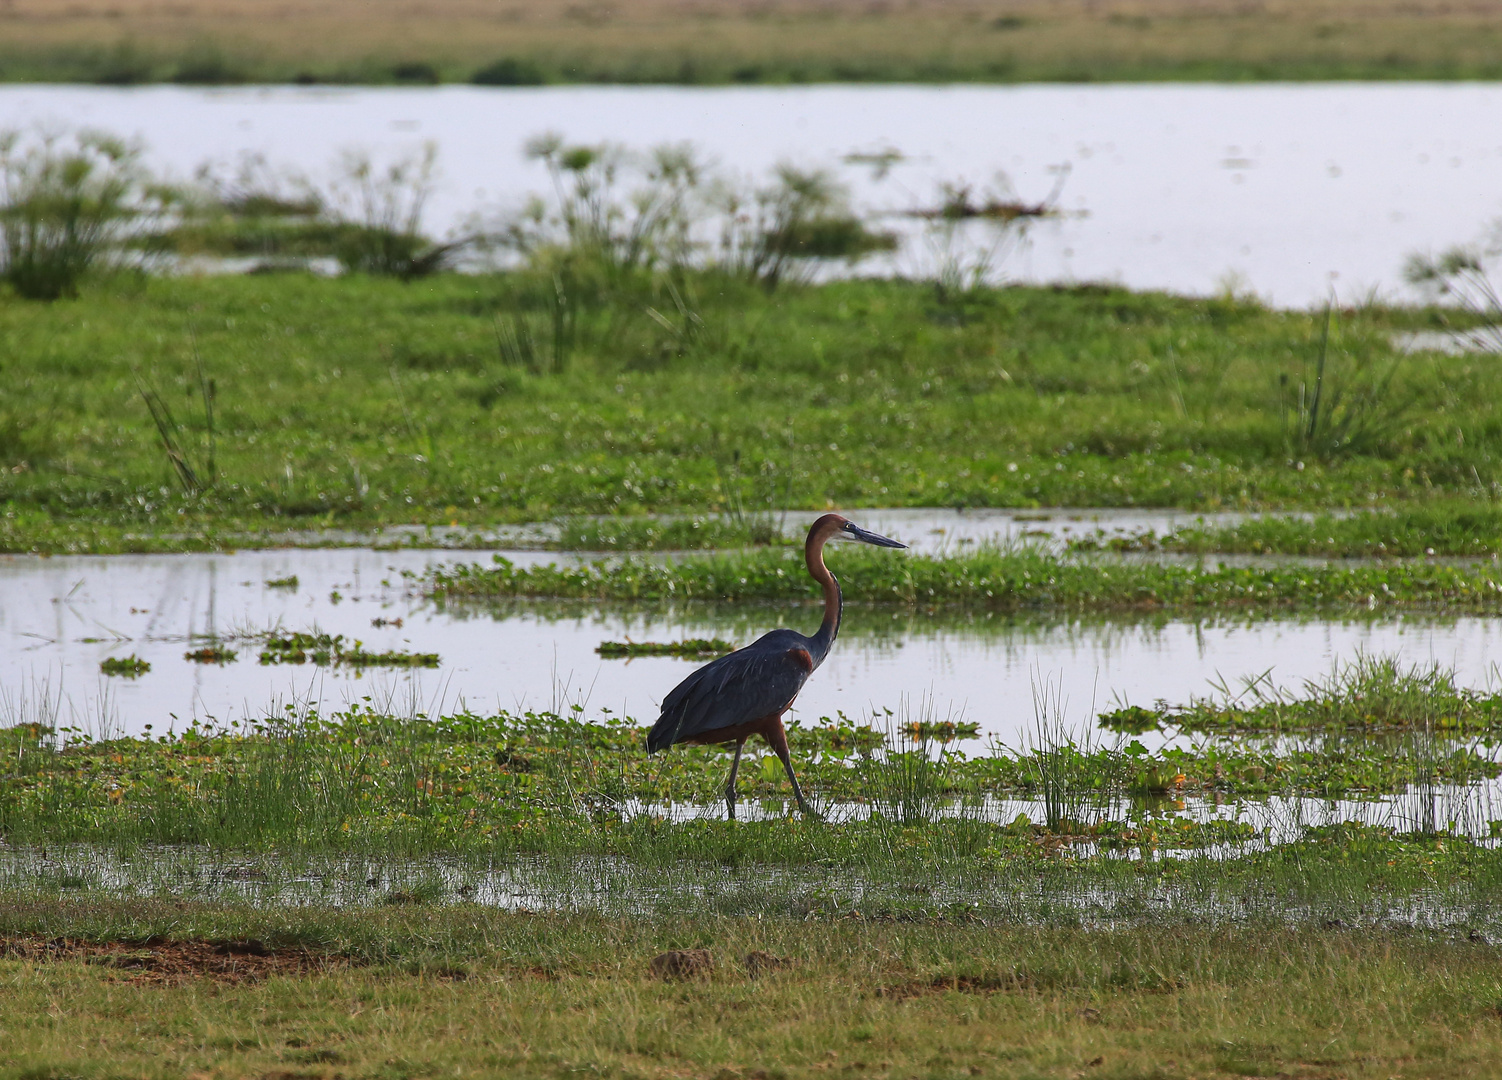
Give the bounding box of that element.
[1,0,1501,81]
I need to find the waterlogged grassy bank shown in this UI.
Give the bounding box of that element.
[0,274,1495,553]
[425,545,1502,615]
[4,671,1501,860]
[6,902,1502,1080]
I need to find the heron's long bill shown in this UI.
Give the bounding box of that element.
[843,522,908,549]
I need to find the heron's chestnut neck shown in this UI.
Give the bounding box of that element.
[804,514,847,652]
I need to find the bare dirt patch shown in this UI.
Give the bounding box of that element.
[0,935,342,984]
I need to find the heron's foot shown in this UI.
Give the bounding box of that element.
[796,799,823,822]
[725,789,738,821]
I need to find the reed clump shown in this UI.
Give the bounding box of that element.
[0,129,164,300]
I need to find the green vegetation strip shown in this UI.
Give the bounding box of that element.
[258,632,438,668]
[595,638,736,658]
[426,546,1502,614]
[6,902,1502,1079]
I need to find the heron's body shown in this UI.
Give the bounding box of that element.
[645,513,904,818]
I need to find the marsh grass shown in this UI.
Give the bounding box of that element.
[502,135,702,279]
[0,274,1488,552]
[713,164,896,290]
[851,701,969,827]
[1280,302,1414,461]
[492,273,573,374]
[916,168,1068,303]
[1021,678,1115,834]
[133,333,217,495]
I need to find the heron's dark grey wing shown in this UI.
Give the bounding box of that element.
[646,635,814,752]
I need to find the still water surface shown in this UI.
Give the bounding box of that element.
[4,542,1501,743]
[4,83,1501,304]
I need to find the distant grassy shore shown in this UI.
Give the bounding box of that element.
[3,0,1502,84]
[1,272,1496,556]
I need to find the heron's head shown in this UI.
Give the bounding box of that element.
[809,513,907,549]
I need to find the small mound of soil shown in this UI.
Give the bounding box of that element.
[1,936,339,984]
[649,948,713,980]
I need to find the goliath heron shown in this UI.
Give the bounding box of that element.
[645,513,907,819]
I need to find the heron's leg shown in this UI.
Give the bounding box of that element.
[724,739,745,821]
[764,716,820,820]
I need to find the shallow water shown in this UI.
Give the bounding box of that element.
[780,506,1270,555]
[222,506,1273,554]
[5,543,1502,744]
[5,83,1502,304]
